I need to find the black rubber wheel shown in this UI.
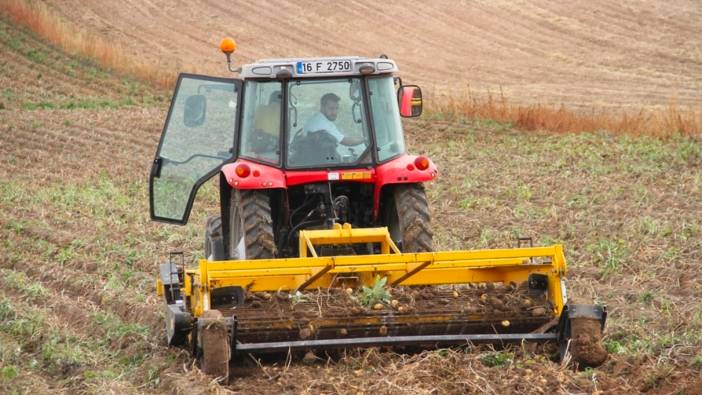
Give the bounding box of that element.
[198,310,230,380]
[204,216,225,261]
[227,190,276,259]
[385,184,433,252]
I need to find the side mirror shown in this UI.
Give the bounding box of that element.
[184,95,207,127]
[398,85,422,118]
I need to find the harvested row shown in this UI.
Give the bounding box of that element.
[1,107,163,181]
[0,16,160,110]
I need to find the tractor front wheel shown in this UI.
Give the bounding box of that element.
[385,184,433,252]
[227,189,276,260]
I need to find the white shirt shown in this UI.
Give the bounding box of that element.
[303,112,344,143]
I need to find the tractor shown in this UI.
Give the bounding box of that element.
[150,38,607,379]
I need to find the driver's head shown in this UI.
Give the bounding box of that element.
[320,93,340,122]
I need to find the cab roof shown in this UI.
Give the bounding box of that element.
[239,56,399,79]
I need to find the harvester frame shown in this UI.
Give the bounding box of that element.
[157,223,606,377]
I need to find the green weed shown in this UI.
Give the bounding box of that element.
[0,270,48,301]
[639,291,654,305]
[587,239,628,277]
[0,298,14,321]
[639,216,660,235]
[21,98,137,111]
[458,196,479,209]
[676,139,702,164]
[41,334,86,375]
[515,184,532,201]
[479,229,498,248]
[604,339,626,354]
[289,291,308,305]
[480,351,513,367]
[0,365,19,380]
[357,276,391,307]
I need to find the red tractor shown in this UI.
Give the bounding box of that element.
[149,43,436,261]
[149,40,608,377]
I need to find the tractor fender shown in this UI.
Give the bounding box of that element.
[373,154,438,219]
[221,159,287,190]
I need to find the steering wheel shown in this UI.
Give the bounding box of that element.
[290,129,339,165]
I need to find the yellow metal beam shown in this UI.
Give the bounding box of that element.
[183,225,568,318]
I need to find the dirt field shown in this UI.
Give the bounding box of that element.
[37,0,702,110]
[1,6,702,395]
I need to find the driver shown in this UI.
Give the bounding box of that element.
[303,93,364,146]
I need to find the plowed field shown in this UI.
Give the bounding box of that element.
[1,5,702,395]
[41,0,702,109]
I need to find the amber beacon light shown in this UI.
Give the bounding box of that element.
[219,37,237,54]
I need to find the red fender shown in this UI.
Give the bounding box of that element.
[221,155,438,220]
[373,154,438,218]
[221,159,286,189]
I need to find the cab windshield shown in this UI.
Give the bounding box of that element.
[287,78,371,168]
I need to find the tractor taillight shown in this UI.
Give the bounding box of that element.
[414,156,430,170]
[235,164,250,178]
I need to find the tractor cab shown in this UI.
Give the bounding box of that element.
[236,57,420,170]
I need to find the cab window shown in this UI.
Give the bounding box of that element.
[239,81,282,165]
[368,77,405,162]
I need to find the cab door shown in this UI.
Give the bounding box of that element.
[149,74,241,224]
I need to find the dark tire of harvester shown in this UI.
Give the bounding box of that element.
[199,310,230,380]
[570,317,608,367]
[387,184,433,252]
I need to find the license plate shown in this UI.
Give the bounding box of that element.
[296,60,353,74]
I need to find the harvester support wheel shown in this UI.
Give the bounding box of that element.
[570,317,608,367]
[198,310,230,380]
[227,190,276,260]
[558,304,608,368]
[386,184,433,252]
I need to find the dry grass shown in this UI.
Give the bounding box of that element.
[2,0,175,88]
[430,88,702,137]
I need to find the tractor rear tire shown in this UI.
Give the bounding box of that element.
[205,216,225,261]
[386,184,433,252]
[228,190,276,260]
